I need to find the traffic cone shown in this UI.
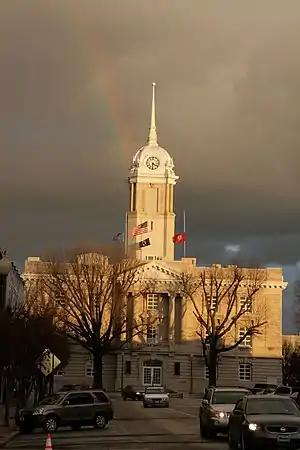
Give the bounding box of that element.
[45,434,53,450]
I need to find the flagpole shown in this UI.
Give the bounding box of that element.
[183,209,186,258]
[124,212,128,256]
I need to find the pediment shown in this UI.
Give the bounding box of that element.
[136,261,181,282]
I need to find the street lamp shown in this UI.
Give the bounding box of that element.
[0,252,11,311]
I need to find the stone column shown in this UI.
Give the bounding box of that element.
[160,294,169,342]
[174,294,182,344]
[168,294,176,342]
[126,293,134,341]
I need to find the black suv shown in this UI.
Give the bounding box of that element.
[16,390,114,433]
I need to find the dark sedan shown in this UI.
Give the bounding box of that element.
[228,394,300,449]
[121,385,145,400]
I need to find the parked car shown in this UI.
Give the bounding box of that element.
[15,389,114,434]
[228,394,300,450]
[143,387,169,408]
[292,390,300,406]
[121,385,145,401]
[164,387,183,398]
[274,386,293,396]
[199,387,251,439]
[249,383,278,395]
[58,384,90,392]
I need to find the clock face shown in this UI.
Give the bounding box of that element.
[146,156,160,170]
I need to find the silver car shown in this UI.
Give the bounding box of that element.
[143,387,169,408]
[199,387,251,439]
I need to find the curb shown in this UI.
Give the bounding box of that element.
[0,431,19,448]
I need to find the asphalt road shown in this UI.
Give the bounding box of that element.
[7,397,228,450]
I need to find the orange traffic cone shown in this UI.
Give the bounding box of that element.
[45,434,53,450]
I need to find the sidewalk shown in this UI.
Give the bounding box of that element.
[0,407,18,448]
[0,427,18,448]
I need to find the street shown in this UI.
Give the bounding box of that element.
[6,397,228,450]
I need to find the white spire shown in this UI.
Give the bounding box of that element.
[147,82,157,146]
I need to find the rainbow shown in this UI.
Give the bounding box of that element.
[59,4,135,160]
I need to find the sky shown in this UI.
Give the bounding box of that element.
[1,0,300,299]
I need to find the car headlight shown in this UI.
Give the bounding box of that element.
[136,392,140,395]
[32,408,45,415]
[218,412,225,418]
[248,423,259,431]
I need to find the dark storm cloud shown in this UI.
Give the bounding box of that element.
[1,0,300,267]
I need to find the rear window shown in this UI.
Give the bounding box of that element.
[93,392,109,403]
[212,391,250,404]
[146,388,164,394]
[275,387,292,395]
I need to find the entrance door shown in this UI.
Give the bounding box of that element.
[143,366,162,386]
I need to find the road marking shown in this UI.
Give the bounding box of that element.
[167,407,198,418]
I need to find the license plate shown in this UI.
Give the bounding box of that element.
[277,435,291,443]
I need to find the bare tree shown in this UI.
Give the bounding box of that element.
[282,340,300,386]
[43,247,156,388]
[175,264,267,386]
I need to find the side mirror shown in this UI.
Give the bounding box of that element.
[202,399,209,406]
[63,400,70,406]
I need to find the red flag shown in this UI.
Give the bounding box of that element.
[173,232,186,243]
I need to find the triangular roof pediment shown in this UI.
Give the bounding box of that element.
[137,260,181,282]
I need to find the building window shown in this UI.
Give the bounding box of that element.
[125,360,131,375]
[238,328,252,347]
[85,361,94,377]
[204,365,209,379]
[207,295,217,310]
[145,256,161,261]
[238,363,252,381]
[174,362,180,376]
[147,293,159,311]
[151,221,154,231]
[146,326,159,345]
[240,296,252,312]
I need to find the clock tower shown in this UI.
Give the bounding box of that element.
[125,83,179,261]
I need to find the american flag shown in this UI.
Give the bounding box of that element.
[132,221,148,237]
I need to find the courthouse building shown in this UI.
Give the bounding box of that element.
[24,84,287,393]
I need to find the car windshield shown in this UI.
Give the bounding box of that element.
[146,388,164,394]
[133,387,145,392]
[212,391,249,404]
[38,394,64,405]
[247,398,300,415]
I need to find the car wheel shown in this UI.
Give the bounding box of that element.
[143,403,148,408]
[94,414,107,429]
[122,396,127,401]
[43,415,59,433]
[71,425,82,431]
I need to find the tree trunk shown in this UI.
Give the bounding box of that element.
[93,353,103,389]
[208,349,218,387]
[4,376,11,427]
